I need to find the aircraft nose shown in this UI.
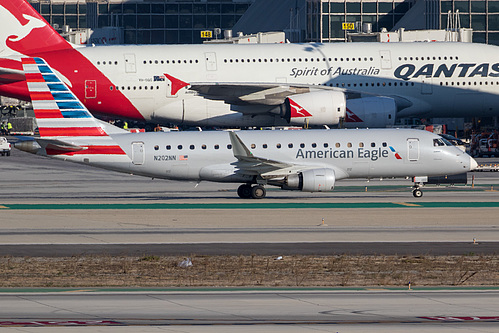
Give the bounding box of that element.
[469,156,478,171]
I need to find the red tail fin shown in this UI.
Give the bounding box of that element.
[0,0,71,55]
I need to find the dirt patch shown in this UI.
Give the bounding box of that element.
[0,255,497,288]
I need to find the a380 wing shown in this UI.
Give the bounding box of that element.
[190,83,328,107]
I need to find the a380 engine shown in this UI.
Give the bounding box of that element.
[282,91,346,126]
[270,168,336,192]
[344,96,397,128]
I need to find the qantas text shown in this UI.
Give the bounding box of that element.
[296,147,389,161]
[394,63,499,81]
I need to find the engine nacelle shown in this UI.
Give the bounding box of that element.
[344,96,397,128]
[281,168,336,192]
[283,91,346,126]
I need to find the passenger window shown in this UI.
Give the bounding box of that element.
[312,143,317,148]
[227,144,232,149]
[323,143,328,148]
[382,142,387,147]
[371,142,376,147]
[251,144,256,149]
[263,144,268,149]
[166,145,171,150]
[214,144,219,150]
[335,143,340,148]
[154,145,159,150]
[347,142,352,148]
[288,143,293,148]
[300,143,305,148]
[276,143,281,148]
[359,142,364,148]
[202,145,207,150]
[190,145,195,150]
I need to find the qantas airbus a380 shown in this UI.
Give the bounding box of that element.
[2,0,499,128]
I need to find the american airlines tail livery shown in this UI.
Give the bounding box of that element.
[16,57,477,198]
[2,0,499,128]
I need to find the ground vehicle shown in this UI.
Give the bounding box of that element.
[470,132,499,157]
[0,137,11,156]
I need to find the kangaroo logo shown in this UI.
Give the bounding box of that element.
[0,4,47,56]
[288,98,312,118]
[345,108,363,122]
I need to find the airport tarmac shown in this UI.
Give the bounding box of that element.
[1,149,499,255]
[0,289,497,332]
[1,148,498,332]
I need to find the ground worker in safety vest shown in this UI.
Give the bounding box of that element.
[0,122,5,135]
[6,121,12,135]
[123,121,128,130]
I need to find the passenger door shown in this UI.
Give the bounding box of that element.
[407,138,419,161]
[85,80,97,99]
[205,52,217,71]
[132,142,145,165]
[124,53,137,73]
[379,50,392,70]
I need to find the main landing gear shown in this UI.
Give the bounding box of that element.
[237,184,266,199]
[412,184,423,198]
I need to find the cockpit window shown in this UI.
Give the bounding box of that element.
[440,137,453,146]
[433,138,451,146]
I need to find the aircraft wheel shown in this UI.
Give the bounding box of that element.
[237,184,252,199]
[412,188,423,198]
[251,185,266,199]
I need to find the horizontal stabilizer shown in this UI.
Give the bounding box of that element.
[0,67,25,83]
[36,138,86,153]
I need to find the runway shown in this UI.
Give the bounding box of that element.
[0,289,497,332]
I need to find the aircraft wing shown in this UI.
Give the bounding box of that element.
[190,83,325,106]
[229,131,315,178]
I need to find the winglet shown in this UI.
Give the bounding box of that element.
[229,131,253,159]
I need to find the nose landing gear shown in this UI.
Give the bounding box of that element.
[237,184,266,199]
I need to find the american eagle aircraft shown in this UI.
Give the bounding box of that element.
[2,0,499,128]
[15,57,477,199]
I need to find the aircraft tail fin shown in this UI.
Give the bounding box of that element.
[21,57,127,156]
[0,0,72,55]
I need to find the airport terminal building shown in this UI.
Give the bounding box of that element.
[309,0,499,45]
[26,0,499,46]
[27,0,254,44]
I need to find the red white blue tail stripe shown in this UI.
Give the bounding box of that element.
[22,57,126,156]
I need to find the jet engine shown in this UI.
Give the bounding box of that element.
[282,91,346,126]
[274,168,336,192]
[344,96,397,128]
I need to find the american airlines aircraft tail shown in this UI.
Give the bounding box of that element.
[16,57,477,199]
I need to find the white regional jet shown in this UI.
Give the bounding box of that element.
[15,57,477,199]
[2,0,499,128]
